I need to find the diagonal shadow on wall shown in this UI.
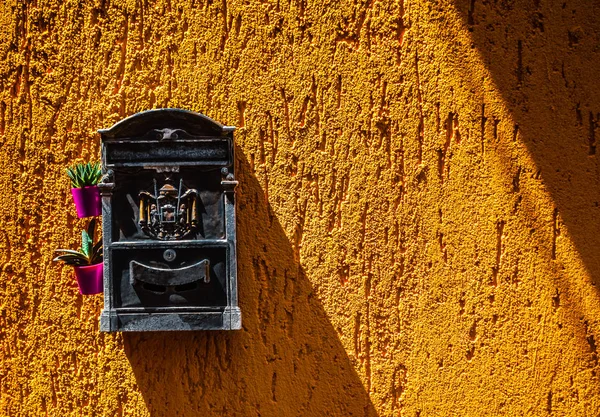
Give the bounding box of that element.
[447,1,600,293]
[122,147,378,416]
[449,0,600,279]
[441,0,600,388]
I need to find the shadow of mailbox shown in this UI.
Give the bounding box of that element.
[98,108,241,332]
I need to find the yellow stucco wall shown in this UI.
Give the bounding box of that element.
[1,0,600,415]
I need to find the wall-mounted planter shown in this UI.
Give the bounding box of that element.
[98,109,240,332]
[71,186,101,218]
[54,219,104,296]
[74,263,103,295]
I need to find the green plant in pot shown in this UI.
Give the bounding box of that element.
[54,219,103,295]
[67,162,102,218]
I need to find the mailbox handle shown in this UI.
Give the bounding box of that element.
[129,259,210,286]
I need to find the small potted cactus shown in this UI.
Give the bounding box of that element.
[53,219,103,295]
[67,162,102,218]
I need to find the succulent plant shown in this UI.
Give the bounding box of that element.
[66,162,102,188]
[53,219,103,266]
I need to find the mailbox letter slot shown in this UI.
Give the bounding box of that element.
[130,259,210,286]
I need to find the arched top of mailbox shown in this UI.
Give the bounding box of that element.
[98,108,235,139]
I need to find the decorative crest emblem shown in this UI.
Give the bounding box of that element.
[138,177,199,240]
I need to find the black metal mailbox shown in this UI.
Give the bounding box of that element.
[98,109,240,331]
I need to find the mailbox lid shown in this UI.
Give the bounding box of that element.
[99,108,234,138]
[99,108,235,167]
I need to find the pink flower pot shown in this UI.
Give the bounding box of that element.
[71,186,101,218]
[74,263,103,295]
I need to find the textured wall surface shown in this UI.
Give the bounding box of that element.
[1,0,600,415]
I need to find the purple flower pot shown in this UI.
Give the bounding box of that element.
[71,186,101,218]
[74,263,103,295]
